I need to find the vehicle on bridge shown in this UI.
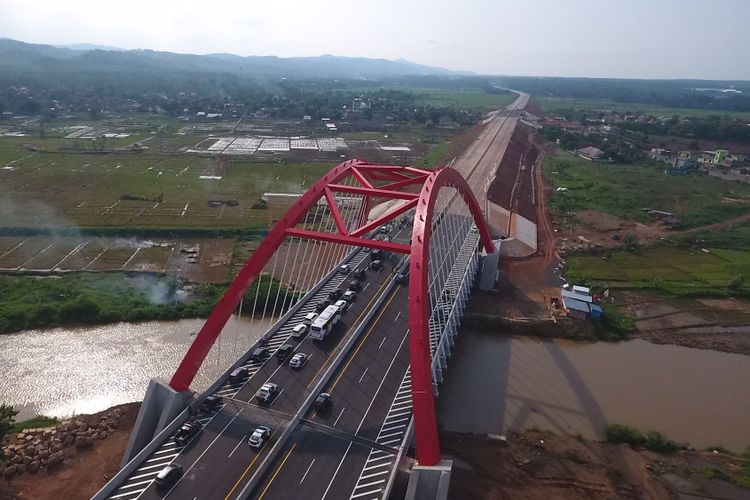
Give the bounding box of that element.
[275,344,293,361]
[198,395,223,414]
[229,366,248,383]
[370,259,383,271]
[339,264,351,274]
[310,304,341,340]
[247,426,271,449]
[303,312,318,325]
[255,382,278,404]
[291,323,308,339]
[173,419,202,446]
[328,289,343,301]
[334,299,350,312]
[348,279,362,291]
[395,269,409,285]
[289,352,308,369]
[315,298,331,312]
[314,392,332,412]
[155,463,183,490]
[250,346,270,362]
[342,289,357,302]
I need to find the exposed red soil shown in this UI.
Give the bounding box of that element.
[3,403,140,500]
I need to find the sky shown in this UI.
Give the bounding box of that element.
[1,0,748,80]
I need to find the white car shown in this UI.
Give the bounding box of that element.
[339,264,351,274]
[255,382,278,404]
[342,290,356,302]
[292,323,308,338]
[334,299,350,312]
[289,352,308,369]
[304,312,318,325]
[247,426,271,448]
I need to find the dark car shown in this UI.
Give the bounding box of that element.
[349,279,362,292]
[198,395,223,413]
[353,269,366,279]
[174,419,202,446]
[251,346,269,362]
[155,463,183,489]
[328,289,343,301]
[395,271,409,285]
[370,249,382,261]
[229,366,248,383]
[370,259,383,271]
[315,299,331,312]
[276,344,294,361]
[314,392,332,412]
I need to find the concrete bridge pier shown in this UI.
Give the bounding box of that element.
[406,460,453,500]
[121,378,193,466]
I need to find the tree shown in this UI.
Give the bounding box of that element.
[0,404,18,459]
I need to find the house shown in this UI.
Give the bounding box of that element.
[575,146,605,161]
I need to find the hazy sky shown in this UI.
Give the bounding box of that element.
[1,0,748,80]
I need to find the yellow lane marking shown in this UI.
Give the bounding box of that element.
[223,444,267,500]
[257,443,298,500]
[329,287,399,392]
[305,269,395,388]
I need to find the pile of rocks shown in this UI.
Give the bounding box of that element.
[1,408,122,480]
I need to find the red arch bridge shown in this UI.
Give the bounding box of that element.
[95,160,497,500]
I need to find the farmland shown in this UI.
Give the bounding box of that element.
[544,153,750,228]
[535,96,750,119]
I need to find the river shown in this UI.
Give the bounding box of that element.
[3,321,749,453]
[437,330,750,453]
[0,316,271,420]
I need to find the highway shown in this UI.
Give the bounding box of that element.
[102,91,528,500]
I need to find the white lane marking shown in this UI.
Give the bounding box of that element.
[380,439,400,445]
[358,367,368,384]
[359,469,389,481]
[110,489,145,499]
[355,478,385,490]
[145,453,178,463]
[378,338,386,350]
[322,331,409,500]
[228,434,247,458]
[380,422,407,433]
[394,311,401,322]
[162,408,245,499]
[116,479,154,490]
[333,407,346,427]
[362,461,392,472]
[363,282,370,291]
[300,459,316,484]
[351,488,383,499]
[378,430,404,440]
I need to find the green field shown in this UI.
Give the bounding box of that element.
[413,89,515,110]
[535,96,750,119]
[0,140,332,229]
[544,154,750,228]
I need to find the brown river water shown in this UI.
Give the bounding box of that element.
[437,330,750,453]
[2,321,748,452]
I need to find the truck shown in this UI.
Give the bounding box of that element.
[310,304,341,340]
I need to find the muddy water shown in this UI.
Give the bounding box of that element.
[0,316,271,420]
[437,332,750,452]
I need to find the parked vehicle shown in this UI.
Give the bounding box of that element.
[339,264,351,274]
[155,464,183,489]
[198,395,223,413]
[328,289,343,301]
[315,299,331,312]
[247,426,271,449]
[292,323,308,339]
[310,305,341,340]
[304,312,318,325]
[229,366,248,383]
[275,344,294,361]
[174,419,202,446]
[370,259,383,271]
[251,346,269,362]
[255,382,278,404]
[289,352,308,369]
[314,392,332,412]
[342,290,357,302]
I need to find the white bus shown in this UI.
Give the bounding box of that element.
[310,304,341,340]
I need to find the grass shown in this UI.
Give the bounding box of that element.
[534,96,750,119]
[11,415,59,433]
[565,246,750,295]
[544,154,750,228]
[0,140,333,229]
[413,89,515,111]
[701,448,750,489]
[417,141,449,167]
[605,423,683,453]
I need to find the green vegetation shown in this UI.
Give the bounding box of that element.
[565,246,750,297]
[544,154,750,228]
[413,89,515,111]
[0,405,17,460]
[701,448,750,489]
[417,141,449,167]
[535,96,750,119]
[10,415,58,433]
[605,423,683,453]
[0,273,297,334]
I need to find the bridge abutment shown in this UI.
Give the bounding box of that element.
[121,378,192,466]
[405,459,453,500]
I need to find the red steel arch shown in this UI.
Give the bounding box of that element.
[408,167,494,465]
[168,160,494,467]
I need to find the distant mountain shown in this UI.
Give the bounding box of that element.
[0,38,472,82]
[54,43,123,52]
